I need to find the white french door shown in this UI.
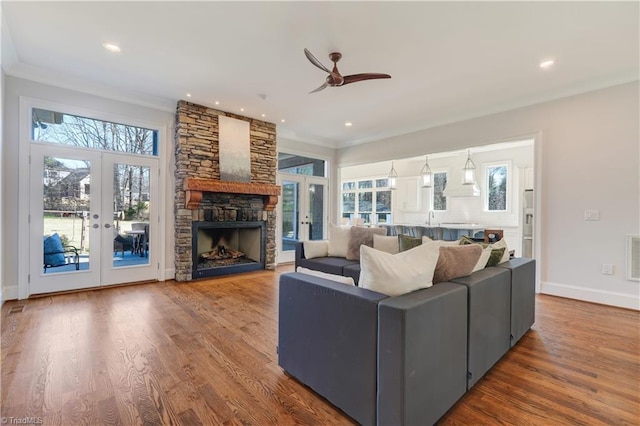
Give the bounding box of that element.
[29,143,158,294]
[277,174,328,263]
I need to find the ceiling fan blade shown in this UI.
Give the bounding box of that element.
[309,81,329,94]
[342,73,392,85]
[304,48,331,74]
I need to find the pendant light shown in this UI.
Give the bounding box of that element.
[420,155,432,188]
[462,150,476,185]
[388,161,398,190]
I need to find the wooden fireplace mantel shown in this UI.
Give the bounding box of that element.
[184,178,281,210]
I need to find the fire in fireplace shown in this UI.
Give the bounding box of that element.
[192,221,266,278]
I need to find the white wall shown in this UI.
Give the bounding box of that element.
[2,76,175,299]
[338,82,640,310]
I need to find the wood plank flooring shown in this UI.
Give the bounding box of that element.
[2,266,639,425]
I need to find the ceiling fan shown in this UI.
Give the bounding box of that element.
[304,48,391,93]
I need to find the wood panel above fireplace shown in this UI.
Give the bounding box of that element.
[184,178,281,210]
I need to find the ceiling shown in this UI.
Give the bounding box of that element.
[2,2,638,149]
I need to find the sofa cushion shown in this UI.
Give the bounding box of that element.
[297,256,359,276]
[346,226,387,260]
[433,244,483,284]
[328,224,351,257]
[296,266,355,286]
[373,234,399,254]
[398,234,422,252]
[359,243,440,296]
[303,240,329,259]
[343,264,362,286]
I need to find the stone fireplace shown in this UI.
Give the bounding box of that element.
[174,101,279,281]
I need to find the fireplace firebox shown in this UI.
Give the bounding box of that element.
[192,221,266,278]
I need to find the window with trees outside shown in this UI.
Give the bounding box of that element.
[32,108,157,222]
[432,172,448,211]
[341,178,392,225]
[486,164,508,211]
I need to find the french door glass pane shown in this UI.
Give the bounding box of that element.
[308,183,324,240]
[113,163,151,267]
[42,156,90,273]
[281,181,299,251]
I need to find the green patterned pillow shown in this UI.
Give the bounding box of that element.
[398,234,422,252]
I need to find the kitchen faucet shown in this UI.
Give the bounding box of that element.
[427,210,435,226]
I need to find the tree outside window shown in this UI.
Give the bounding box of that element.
[432,172,447,211]
[487,165,508,211]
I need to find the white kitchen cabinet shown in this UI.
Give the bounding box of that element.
[393,177,420,211]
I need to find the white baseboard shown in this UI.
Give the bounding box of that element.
[2,285,19,302]
[541,281,640,310]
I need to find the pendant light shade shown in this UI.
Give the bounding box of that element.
[462,150,476,185]
[388,161,398,190]
[420,155,432,188]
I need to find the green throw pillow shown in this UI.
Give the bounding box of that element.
[485,247,506,267]
[459,235,505,267]
[398,234,422,252]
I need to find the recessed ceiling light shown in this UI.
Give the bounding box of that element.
[186,93,192,98]
[261,114,266,118]
[214,101,220,105]
[240,108,245,112]
[345,122,353,127]
[539,59,555,69]
[281,119,285,123]
[102,43,121,53]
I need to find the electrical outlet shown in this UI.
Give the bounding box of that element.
[584,209,600,221]
[602,264,614,275]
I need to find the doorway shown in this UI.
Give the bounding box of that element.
[22,102,162,296]
[276,153,328,264]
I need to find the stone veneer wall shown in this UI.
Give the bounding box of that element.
[174,100,277,281]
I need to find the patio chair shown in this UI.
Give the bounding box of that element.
[43,233,80,272]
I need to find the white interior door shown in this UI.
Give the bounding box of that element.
[277,175,328,263]
[29,144,158,295]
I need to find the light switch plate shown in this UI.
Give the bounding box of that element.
[584,209,600,221]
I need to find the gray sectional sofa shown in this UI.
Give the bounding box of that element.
[279,242,536,425]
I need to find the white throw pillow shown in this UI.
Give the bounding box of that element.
[373,234,400,254]
[303,240,329,259]
[490,239,510,263]
[296,266,355,286]
[472,247,493,272]
[328,223,351,257]
[359,243,440,297]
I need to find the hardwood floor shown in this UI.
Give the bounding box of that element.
[2,267,638,425]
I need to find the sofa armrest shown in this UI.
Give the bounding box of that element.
[294,241,305,267]
[496,258,536,346]
[278,272,387,426]
[377,283,468,426]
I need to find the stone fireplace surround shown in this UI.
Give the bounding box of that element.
[174,100,279,281]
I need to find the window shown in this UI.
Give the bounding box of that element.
[432,172,448,211]
[278,153,326,177]
[32,108,158,156]
[486,164,508,211]
[341,178,392,225]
